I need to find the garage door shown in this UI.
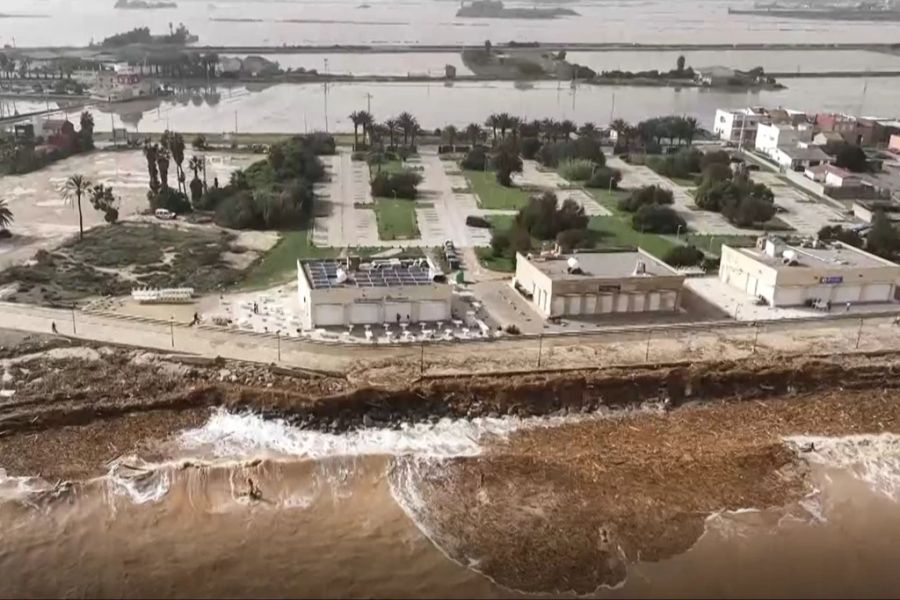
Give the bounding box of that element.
[832,285,862,304]
[418,300,449,322]
[647,292,660,311]
[773,287,806,307]
[745,276,759,297]
[350,302,381,324]
[615,294,630,313]
[385,301,413,322]
[862,283,893,302]
[313,304,344,326]
[631,292,646,312]
[567,295,583,315]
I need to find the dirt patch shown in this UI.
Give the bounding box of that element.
[402,390,899,594]
[0,223,252,305]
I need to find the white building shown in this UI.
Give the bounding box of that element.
[74,63,156,102]
[713,108,762,147]
[296,257,451,330]
[719,237,900,307]
[771,145,832,171]
[754,122,814,159]
[513,250,685,318]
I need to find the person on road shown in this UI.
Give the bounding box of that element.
[51,322,57,334]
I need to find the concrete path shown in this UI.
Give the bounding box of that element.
[609,157,754,236]
[751,171,852,236]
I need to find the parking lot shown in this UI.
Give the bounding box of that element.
[750,171,853,236]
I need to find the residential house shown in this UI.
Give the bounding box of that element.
[713,108,762,147]
[771,145,831,171]
[811,131,844,147]
[754,122,814,158]
[890,134,900,154]
[814,113,859,144]
[824,165,864,188]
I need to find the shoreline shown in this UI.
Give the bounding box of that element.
[1,328,899,481]
[10,42,900,54]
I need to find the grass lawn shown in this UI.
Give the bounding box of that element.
[669,175,698,188]
[373,198,420,241]
[683,234,757,256]
[464,170,530,210]
[475,247,516,273]
[486,213,516,233]
[587,216,678,259]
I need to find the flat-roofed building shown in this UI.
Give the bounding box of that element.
[514,250,685,318]
[296,256,451,329]
[719,237,900,307]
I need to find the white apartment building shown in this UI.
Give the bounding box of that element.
[754,122,814,159]
[713,108,762,147]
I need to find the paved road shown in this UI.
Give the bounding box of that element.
[751,171,852,235]
[1,300,898,381]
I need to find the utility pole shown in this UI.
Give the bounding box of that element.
[537,334,543,368]
[323,58,329,133]
[169,317,175,348]
[71,304,77,335]
[419,341,425,375]
[276,330,281,361]
[855,318,864,350]
[645,329,652,362]
[752,322,760,353]
[365,92,372,114]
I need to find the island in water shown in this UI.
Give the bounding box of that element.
[114,0,178,9]
[729,0,900,21]
[456,0,578,19]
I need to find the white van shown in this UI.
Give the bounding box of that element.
[154,208,176,220]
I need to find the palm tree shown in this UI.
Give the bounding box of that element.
[157,147,171,190]
[358,111,374,146]
[348,111,362,148]
[162,131,186,193]
[397,112,417,147]
[384,118,398,149]
[143,141,161,194]
[560,119,577,140]
[465,123,482,147]
[509,116,522,142]
[444,124,458,147]
[578,122,598,138]
[683,116,700,146]
[485,114,500,145]
[0,199,13,232]
[610,118,631,148]
[63,174,91,240]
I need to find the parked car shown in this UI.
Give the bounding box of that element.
[154,208,176,220]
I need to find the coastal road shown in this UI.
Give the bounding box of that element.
[1,301,900,381]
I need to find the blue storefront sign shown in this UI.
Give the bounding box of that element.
[819,276,844,284]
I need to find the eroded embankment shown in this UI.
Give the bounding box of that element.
[1,342,899,480]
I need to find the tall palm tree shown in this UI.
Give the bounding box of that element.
[0,199,13,232]
[444,124,458,147]
[384,118,398,149]
[143,141,161,194]
[397,112,417,147]
[539,118,555,142]
[560,119,577,140]
[683,116,700,146]
[63,174,91,240]
[162,131,186,194]
[509,116,522,142]
[157,147,171,190]
[465,123,482,147]
[348,111,362,148]
[485,114,500,145]
[358,111,374,146]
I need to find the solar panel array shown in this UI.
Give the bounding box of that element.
[304,260,433,289]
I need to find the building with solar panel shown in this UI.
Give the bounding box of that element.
[296,256,452,330]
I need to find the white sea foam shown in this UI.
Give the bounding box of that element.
[176,408,530,461]
[786,433,900,502]
[0,469,54,502]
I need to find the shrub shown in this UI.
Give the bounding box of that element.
[700,256,721,272]
[818,225,863,248]
[700,162,733,185]
[516,193,588,240]
[618,185,674,212]
[521,137,542,160]
[585,167,622,190]
[647,148,702,179]
[556,228,589,251]
[829,142,868,173]
[461,146,488,170]
[490,225,532,258]
[721,195,776,228]
[192,134,208,150]
[504,324,521,335]
[371,170,423,200]
[492,147,523,187]
[150,188,191,214]
[466,215,491,228]
[214,191,259,229]
[537,138,605,168]
[195,186,231,211]
[700,150,730,169]
[664,245,705,267]
[351,151,366,161]
[557,158,596,182]
[632,204,685,234]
